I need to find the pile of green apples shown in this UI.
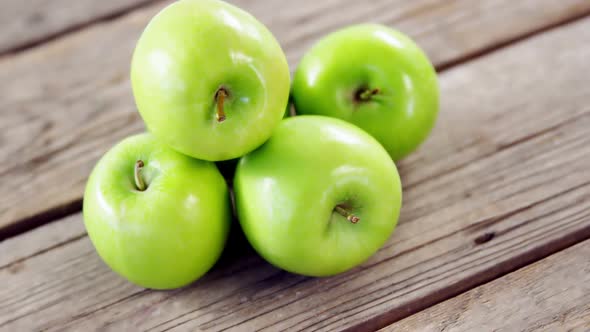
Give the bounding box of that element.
[83,0,438,289]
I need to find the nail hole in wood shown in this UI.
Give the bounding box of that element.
[474,231,495,245]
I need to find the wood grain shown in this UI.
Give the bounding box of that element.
[0,214,84,269]
[2,0,590,238]
[0,0,159,54]
[1,16,590,331]
[384,240,590,332]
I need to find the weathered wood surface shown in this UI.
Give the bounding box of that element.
[2,0,590,238]
[0,0,158,54]
[2,16,590,331]
[0,214,84,269]
[384,240,590,332]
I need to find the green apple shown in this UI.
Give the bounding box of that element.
[131,0,290,161]
[292,24,439,160]
[83,133,231,289]
[234,115,402,276]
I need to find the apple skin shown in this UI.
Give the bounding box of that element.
[83,133,231,289]
[131,0,290,161]
[234,116,402,277]
[292,24,439,161]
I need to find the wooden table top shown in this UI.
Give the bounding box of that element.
[1,0,589,331]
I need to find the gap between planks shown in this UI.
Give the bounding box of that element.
[381,240,590,332]
[435,4,590,71]
[0,0,167,56]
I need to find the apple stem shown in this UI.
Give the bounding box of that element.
[134,160,147,191]
[357,88,380,102]
[215,88,228,122]
[334,205,360,224]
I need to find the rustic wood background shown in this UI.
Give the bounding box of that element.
[1,0,589,331]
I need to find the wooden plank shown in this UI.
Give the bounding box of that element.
[2,16,590,332]
[0,0,159,54]
[0,214,84,269]
[2,0,590,238]
[384,240,590,332]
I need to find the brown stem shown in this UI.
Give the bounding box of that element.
[134,160,147,191]
[334,205,360,223]
[357,88,380,101]
[216,88,228,122]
